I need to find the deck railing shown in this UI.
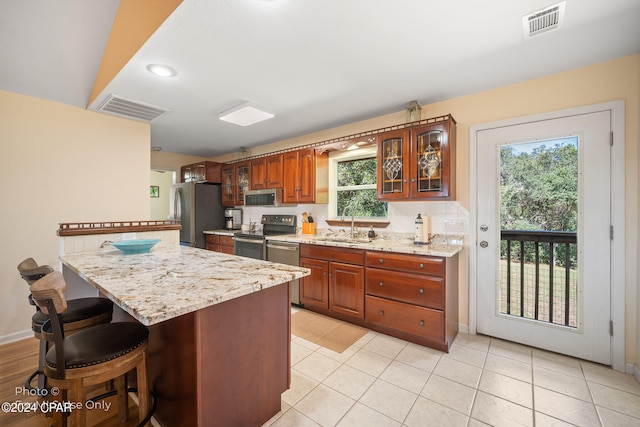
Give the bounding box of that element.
[500,230,577,327]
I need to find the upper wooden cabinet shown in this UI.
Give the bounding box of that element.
[180,161,222,183]
[251,154,283,189]
[221,161,250,206]
[283,148,327,204]
[378,116,456,200]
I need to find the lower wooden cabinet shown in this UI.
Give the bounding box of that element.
[330,262,364,319]
[205,234,234,254]
[299,243,458,352]
[300,257,329,309]
[365,250,458,352]
[300,244,365,319]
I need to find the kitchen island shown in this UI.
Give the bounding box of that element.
[60,243,310,427]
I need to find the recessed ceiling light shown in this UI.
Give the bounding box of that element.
[218,102,275,126]
[146,64,177,77]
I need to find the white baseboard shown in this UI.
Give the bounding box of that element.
[631,363,640,385]
[458,324,469,334]
[0,329,32,345]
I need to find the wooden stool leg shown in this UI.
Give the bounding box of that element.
[136,355,150,426]
[37,339,47,390]
[115,373,128,422]
[68,381,85,427]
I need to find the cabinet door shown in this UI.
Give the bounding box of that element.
[221,166,235,206]
[329,262,364,319]
[297,149,316,203]
[282,151,300,204]
[377,129,410,200]
[409,120,455,200]
[181,165,192,183]
[300,258,329,309]
[235,161,250,205]
[204,161,222,183]
[250,158,267,190]
[265,154,283,188]
[192,163,206,182]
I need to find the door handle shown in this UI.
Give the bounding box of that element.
[480,241,489,248]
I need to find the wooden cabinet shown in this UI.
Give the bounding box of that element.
[378,116,456,201]
[221,161,250,206]
[330,262,364,319]
[221,165,235,206]
[251,154,283,190]
[180,161,222,183]
[300,244,365,319]
[300,257,329,309]
[283,148,328,204]
[205,234,234,254]
[365,251,458,352]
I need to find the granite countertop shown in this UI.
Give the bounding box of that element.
[203,229,236,236]
[266,233,464,257]
[60,244,309,326]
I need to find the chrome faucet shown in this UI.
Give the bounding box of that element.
[341,205,356,239]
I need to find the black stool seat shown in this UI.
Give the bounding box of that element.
[44,322,148,376]
[32,297,113,334]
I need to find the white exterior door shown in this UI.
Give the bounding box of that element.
[475,110,612,365]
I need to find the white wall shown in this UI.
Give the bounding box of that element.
[0,90,150,342]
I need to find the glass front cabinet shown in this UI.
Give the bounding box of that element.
[221,165,235,206]
[377,116,456,201]
[234,161,250,206]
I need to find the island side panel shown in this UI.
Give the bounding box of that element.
[196,282,291,427]
[147,311,198,427]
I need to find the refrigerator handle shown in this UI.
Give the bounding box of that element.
[174,187,182,220]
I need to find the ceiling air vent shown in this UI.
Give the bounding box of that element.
[95,94,168,122]
[522,1,566,39]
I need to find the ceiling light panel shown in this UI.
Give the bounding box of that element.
[218,102,275,126]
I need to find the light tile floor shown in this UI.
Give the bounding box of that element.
[264,309,640,427]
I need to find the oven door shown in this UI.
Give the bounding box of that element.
[233,236,266,260]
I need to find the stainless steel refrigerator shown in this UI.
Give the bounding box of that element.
[170,182,224,248]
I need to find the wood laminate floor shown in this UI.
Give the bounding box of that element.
[0,338,144,427]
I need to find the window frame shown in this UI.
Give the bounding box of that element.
[328,146,387,220]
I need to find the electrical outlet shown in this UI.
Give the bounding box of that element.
[443,219,467,233]
[122,233,137,241]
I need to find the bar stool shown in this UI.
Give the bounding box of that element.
[17,258,114,390]
[30,271,152,427]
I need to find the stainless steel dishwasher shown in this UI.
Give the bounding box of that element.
[266,240,302,306]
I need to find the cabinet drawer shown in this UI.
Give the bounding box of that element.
[218,245,234,255]
[219,235,234,246]
[366,268,444,310]
[366,251,444,276]
[300,244,364,265]
[365,295,444,342]
[205,234,219,244]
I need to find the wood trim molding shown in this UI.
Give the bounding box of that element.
[58,220,181,236]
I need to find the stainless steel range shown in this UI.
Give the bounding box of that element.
[233,214,297,260]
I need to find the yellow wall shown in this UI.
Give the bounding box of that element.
[150,169,174,220]
[193,54,639,367]
[0,90,150,340]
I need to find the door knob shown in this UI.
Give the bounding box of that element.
[480,225,488,232]
[480,241,489,248]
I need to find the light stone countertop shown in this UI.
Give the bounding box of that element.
[203,229,236,236]
[60,243,310,326]
[267,233,464,257]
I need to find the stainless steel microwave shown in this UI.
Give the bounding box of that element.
[244,188,283,207]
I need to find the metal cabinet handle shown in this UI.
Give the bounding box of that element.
[419,320,425,326]
[379,281,384,287]
[378,310,384,316]
[419,288,424,294]
[379,259,384,264]
[419,263,424,268]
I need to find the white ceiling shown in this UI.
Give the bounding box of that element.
[2,0,639,157]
